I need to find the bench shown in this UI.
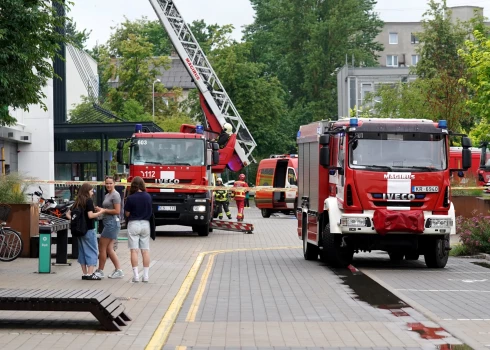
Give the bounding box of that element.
[0,288,131,331]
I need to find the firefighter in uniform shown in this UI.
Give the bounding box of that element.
[232,174,248,221]
[215,123,233,149]
[214,178,232,220]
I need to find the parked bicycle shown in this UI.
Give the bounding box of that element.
[0,204,23,262]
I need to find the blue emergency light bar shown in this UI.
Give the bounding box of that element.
[135,124,143,133]
[350,118,358,127]
[196,125,204,134]
[438,120,447,129]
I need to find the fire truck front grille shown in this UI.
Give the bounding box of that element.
[373,201,424,208]
[153,198,185,205]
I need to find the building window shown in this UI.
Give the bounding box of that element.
[411,55,420,65]
[411,33,419,44]
[389,33,398,44]
[386,55,398,67]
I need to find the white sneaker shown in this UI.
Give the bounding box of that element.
[94,269,104,278]
[142,276,149,283]
[108,269,124,279]
[132,276,140,283]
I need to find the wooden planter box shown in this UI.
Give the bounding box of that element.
[5,204,39,258]
[452,196,490,219]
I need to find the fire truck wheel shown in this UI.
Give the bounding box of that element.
[405,252,420,260]
[195,224,210,237]
[424,235,449,268]
[302,220,318,260]
[321,224,353,267]
[261,209,271,218]
[388,252,405,262]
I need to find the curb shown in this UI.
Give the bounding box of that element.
[360,268,484,350]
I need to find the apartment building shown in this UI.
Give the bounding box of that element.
[375,6,484,67]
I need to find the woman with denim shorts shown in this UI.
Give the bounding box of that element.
[66,183,107,280]
[124,176,153,283]
[94,176,124,279]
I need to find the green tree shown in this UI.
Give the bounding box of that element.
[469,118,490,146]
[411,0,472,132]
[108,17,172,57]
[0,0,71,125]
[67,98,101,151]
[209,38,292,157]
[102,33,169,114]
[364,80,433,120]
[245,0,383,123]
[366,0,485,133]
[458,30,490,122]
[66,20,91,50]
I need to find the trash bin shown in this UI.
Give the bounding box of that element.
[38,227,52,273]
[38,214,70,273]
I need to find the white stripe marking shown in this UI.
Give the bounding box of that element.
[396,288,490,293]
[386,206,411,211]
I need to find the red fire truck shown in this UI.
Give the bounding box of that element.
[449,147,480,182]
[117,124,220,236]
[297,117,471,268]
[255,154,298,217]
[478,142,490,186]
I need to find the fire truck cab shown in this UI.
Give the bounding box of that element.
[117,124,220,236]
[255,155,298,218]
[297,117,471,268]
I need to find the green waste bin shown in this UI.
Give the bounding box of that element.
[38,227,52,273]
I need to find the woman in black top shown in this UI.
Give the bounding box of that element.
[125,176,153,283]
[66,183,106,280]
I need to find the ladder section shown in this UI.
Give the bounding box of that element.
[148,0,257,167]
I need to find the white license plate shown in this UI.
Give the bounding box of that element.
[158,206,176,211]
[412,186,439,193]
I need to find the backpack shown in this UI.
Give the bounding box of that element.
[70,206,88,237]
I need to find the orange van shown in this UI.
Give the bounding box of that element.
[255,154,298,218]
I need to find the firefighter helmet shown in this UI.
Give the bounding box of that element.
[239,174,246,181]
[216,177,223,183]
[223,123,233,135]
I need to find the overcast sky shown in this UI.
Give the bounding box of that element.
[71,0,490,50]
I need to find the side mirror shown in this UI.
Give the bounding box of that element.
[319,134,330,145]
[462,148,471,170]
[212,142,219,151]
[117,140,125,150]
[320,146,330,167]
[116,149,124,164]
[212,150,219,165]
[462,136,472,148]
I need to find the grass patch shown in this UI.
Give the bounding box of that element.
[449,244,471,256]
[472,261,490,268]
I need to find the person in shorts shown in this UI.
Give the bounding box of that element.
[124,176,153,283]
[94,176,124,279]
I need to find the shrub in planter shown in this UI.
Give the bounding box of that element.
[0,173,29,204]
[456,212,490,255]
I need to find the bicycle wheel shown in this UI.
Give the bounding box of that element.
[0,228,23,262]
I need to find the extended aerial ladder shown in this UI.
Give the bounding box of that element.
[148,0,257,172]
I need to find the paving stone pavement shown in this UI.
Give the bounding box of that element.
[357,253,490,350]
[0,203,473,350]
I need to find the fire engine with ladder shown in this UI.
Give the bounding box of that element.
[116,0,256,235]
[297,117,472,268]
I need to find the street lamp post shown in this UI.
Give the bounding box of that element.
[152,79,161,122]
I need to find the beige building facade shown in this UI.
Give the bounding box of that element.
[375,6,485,67]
